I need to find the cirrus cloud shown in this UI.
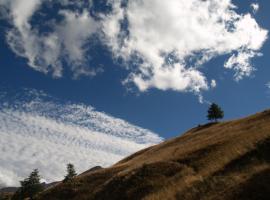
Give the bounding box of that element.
[0,88,162,188]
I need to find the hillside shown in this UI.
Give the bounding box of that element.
[37,109,270,200]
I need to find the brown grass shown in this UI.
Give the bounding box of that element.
[36,109,270,200]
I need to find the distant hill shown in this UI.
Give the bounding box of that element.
[0,187,18,193]
[0,182,58,200]
[34,110,270,199]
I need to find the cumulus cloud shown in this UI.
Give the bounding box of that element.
[224,51,260,80]
[251,3,259,14]
[0,88,162,187]
[103,0,268,92]
[0,0,268,95]
[124,63,208,93]
[1,0,100,78]
[54,10,100,77]
[211,80,217,88]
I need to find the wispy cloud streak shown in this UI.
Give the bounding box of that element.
[0,88,162,187]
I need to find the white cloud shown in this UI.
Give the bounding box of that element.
[103,0,268,92]
[266,82,270,89]
[55,10,100,77]
[211,80,217,88]
[124,63,208,93]
[0,0,268,95]
[251,3,259,14]
[0,88,162,187]
[224,51,259,80]
[1,0,100,78]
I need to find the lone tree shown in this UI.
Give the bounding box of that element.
[12,169,43,200]
[207,103,224,122]
[63,163,77,183]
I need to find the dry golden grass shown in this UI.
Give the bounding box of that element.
[37,109,270,200]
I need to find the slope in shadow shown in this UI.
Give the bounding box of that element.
[232,169,270,200]
[219,137,270,174]
[175,137,270,200]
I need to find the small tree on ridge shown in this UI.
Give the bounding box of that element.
[63,163,77,183]
[12,169,43,200]
[207,103,224,122]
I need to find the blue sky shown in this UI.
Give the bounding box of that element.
[0,0,269,140]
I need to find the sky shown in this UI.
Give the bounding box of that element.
[0,0,269,187]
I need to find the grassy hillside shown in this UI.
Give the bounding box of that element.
[37,109,270,200]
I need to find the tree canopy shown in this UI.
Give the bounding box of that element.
[12,169,43,200]
[63,163,77,183]
[207,103,224,122]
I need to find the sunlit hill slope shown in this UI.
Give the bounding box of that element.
[38,109,270,200]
